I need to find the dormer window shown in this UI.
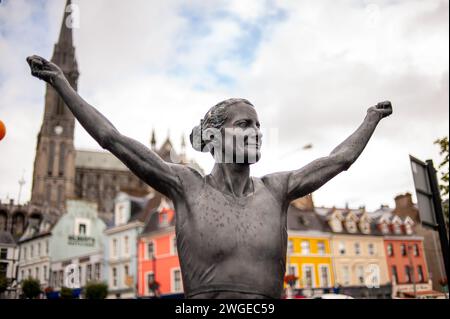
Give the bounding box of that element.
[380,222,389,234]
[329,218,343,232]
[345,220,357,233]
[405,224,413,235]
[160,211,169,227]
[359,221,371,234]
[393,223,402,234]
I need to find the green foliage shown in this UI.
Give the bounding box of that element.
[60,286,74,299]
[83,281,108,299]
[22,278,41,299]
[0,275,7,294]
[435,136,449,223]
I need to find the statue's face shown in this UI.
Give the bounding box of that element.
[215,102,262,164]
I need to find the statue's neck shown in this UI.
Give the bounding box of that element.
[210,163,253,198]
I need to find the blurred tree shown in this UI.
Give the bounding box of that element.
[83,281,108,299]
[60,286,74,299]
[22,278,41,299]
[0,275,7,297]
[434,136,449,227]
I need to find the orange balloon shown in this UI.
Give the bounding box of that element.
[0,120,6,141]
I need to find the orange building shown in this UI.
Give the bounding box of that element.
[137,197,182,297]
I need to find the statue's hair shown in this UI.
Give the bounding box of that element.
[190,98,254,152]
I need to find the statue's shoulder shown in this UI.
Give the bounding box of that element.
[260,171,290,203]
[170,163,205,186]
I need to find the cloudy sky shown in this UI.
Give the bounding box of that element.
[0,0,448,211]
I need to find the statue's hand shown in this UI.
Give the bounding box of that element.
[368,101,393,120]
[26,55,63,85]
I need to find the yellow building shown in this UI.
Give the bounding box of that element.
[286,203,334,291]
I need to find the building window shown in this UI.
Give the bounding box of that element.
[112,267,117,287]
[387,243,394,256]
[301,240,310,255]
[393,223,402,234]
[0,248,7,259]
[417,265,424,283]
[59,270,64,287]
[124,236,129,255]
[45,241,49,255]
[147,272,155,295]
[338,241,346,255]
[78,223,87,236]
[317,241,325,255]
[303,265,314,288]
[368,243,375,256]
[287,239,294,254]
[87,264,92,282]
[391,265,398,283]
[43,265,48,281]
[37,243,41,256]
[342,265,350,286]
[0,263,7,279]
[48,141,55,176]
[319,265,330,288]
[413,244,419,257]
[401,244,407,256]
[58,142,65,176]
[147,242,154,259]
[30,245,34,258]
[124,265,129,276]
[94,263,101,281]
[172,269,182,293]
[23,247,27,260]
[172,236,177,255]
[405,266,412,283]
[112,238,118,258]
[354,242,361,255]
[21,270,24,282]
[356,265,364,285]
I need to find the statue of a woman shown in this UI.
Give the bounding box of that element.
[27,55,392,299]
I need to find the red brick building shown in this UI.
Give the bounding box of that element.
[137,196,182,297]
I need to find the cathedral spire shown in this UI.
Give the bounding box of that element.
[57,0,74,48]
[150,128,157,150]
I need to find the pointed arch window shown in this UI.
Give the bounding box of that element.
[58,142,65,176]
[48,141,55,176]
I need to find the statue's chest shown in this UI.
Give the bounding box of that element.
[180,184,284,258]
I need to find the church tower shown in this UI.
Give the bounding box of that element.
[30,0,78,210]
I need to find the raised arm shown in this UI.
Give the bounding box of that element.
[274,102,392,203]
[26,55,183,199]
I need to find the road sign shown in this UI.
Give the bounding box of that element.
[409,155,437,227]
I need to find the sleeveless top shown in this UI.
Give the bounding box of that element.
[174,169,289,299]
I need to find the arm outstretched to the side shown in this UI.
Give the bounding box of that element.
[26,55,183,199]
[280,101,392,203]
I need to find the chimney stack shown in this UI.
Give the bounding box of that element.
[394,193,413,209]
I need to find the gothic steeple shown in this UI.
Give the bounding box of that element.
[30,1,78,210]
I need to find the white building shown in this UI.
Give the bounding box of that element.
[104,191,153,299]
[17,215,55,294]
[0,231,19,298]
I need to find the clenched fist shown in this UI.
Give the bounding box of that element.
[368,101,393,120]
[26,55,64,85]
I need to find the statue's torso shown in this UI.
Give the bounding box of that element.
[173,168,288,299]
